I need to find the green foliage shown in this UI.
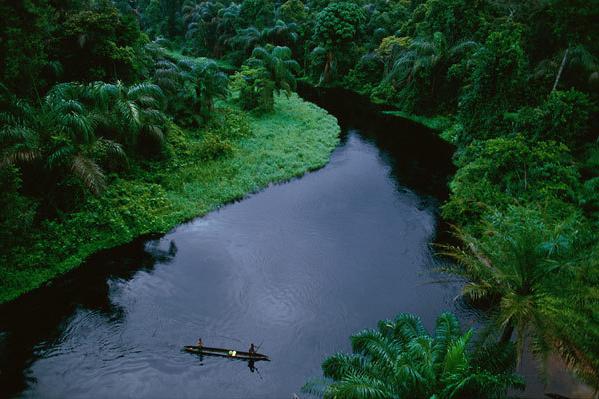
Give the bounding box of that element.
[232,65,275,112]
[140,0,169,38]
[229,20,300,58]
[439,205,595,373]
[304,312,524,399]
[311,2,366,83]
[239,0,275,29]
[544,243,599,389]
[384,31,479,113]
[57,1,148,83]
[207,107,253,140]
[402,0,491,43]
[0,94,340,304]
[182,0,239,57]
[312,2,365,48]
[442,135,580,225]
[0,80,167,202]
[279,0,307,25]
[343,53,384,95]
[507,89,595,149]
[0,0,55,97]
[247,45,300,94]
[150,54,229,126]
[457,25,529,140]
[0,166,37,252]
[2,1,599,393]
[234,45,300,113]
[198,132,234,160]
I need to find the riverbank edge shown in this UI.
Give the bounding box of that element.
[298,79,457,141]
[0,93,341,304]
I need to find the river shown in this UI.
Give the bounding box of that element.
[0,89,576,398]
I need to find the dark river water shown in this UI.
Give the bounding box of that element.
[0,89,581,398]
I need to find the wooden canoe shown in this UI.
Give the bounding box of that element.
[184,345,270,361]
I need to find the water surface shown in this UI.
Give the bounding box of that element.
[2,90,461,398]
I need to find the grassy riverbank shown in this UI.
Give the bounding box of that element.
[0,93,340,304]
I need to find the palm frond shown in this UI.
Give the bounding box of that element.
[433,312,463,364]
[71,153,105,195]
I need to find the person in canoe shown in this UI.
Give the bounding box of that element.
[248,343,256,356]
[196,338,203,348]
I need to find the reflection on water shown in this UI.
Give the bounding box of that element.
[1,89,579,398]
[1,117,458,398]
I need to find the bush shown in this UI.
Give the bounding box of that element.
[198,132,233,161]
[457,24,529,141]
[208,107,253,140]
[443,135,581,225]
[343,53,384,95]
[0,166,38,251]
[507,89,595,149]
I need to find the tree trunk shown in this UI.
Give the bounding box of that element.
[324,51,333,84]
[552,48,569,93]
[499,322,514,344]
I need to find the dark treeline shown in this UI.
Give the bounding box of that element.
[1,0,598,397]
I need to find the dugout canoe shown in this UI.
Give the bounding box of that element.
[184,345,270,361]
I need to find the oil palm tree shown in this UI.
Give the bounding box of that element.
[303,312,524,399]
[85,81,167,148]
[178,57,229,121]
[1,83,123,195]
[230,21,300,57]
[0,89,42,166]
[229,26,266,55]
[439,207,579,358]
[246,45,300,95]
[183,0,222,53]
[262,20,300,49]
[387,32,478,96]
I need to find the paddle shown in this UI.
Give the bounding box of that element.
[255,340,264,353]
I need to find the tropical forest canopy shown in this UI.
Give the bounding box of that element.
[1,0,598,397]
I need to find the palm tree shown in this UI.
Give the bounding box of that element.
[183,0,221,53]
[310,46,336,85]
[533,44,598,93]
[215,3,242,55]
[387,32,478,97]
[439,207,578,358]
[246,45,300,95]
[229,27,266,55]
[0,89,42,166]
[262,20,300,49]
[303,312,524,399]
[85,81,167,148]
[229,20,299,56]
[1,80,160,196]
[1,83,120,195]
[43,83,109,194]
[178,57,229,121]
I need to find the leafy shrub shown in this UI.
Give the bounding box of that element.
[457,24,529,141]
[232,66,276,113]
[57,3,147,83]
[304,312,524,399]
[208,107,253,140]
[443,135,580,225]
[0,166,37,250]
[343,53,384,95]
[198,132,233,161]
[507,89,595,149]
